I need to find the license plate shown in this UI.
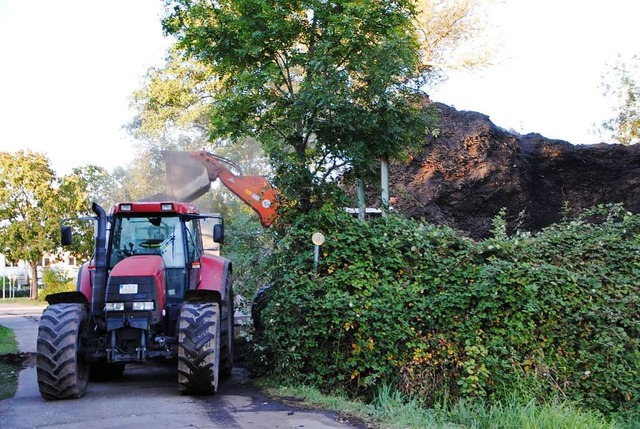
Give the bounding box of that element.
[119,284,138,294]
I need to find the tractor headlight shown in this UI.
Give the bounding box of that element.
[132,301,155,311]
[105,302,125,311]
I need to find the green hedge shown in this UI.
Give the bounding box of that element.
[254,204,639,414]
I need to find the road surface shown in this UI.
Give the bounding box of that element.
[0,303,364,429]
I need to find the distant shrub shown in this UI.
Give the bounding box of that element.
[254,204,639,414]
[39,267,75,301]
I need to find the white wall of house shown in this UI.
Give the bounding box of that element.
[0,252,80,285]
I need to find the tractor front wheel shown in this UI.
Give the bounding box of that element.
[36,303,89,400]
[178,302,220,394]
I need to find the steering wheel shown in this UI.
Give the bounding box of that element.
[139,239,163,249]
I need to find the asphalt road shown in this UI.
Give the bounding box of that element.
[0,304,364,429]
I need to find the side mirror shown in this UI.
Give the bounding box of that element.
[213,223,224,244]
[61,226,73,246]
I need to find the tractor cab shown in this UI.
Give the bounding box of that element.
[107,209,194,304]
[98,202,224,358]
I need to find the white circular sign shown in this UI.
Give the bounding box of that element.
[311,232,325,246]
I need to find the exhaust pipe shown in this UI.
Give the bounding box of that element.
[92,202,108,321]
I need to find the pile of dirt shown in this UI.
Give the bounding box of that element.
[388,103,640,239]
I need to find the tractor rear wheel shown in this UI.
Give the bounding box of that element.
[178,302,220,394]
[36,303,89,400]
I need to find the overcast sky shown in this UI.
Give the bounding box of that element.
[0,0,170,175]
[432,0,638,145]
[0,0,637,175]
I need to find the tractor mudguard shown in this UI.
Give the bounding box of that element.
[196,255,232,304]
[76,263,93,304]
[184,289,218,303]
[45,291,90,306]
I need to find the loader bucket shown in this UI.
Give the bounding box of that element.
[162,151,212,202]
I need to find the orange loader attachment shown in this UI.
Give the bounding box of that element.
[162,150,279,228]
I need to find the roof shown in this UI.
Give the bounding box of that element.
[109,201,201,215]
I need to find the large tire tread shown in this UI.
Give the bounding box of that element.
[178,302,220,395]
[36,304,89,400]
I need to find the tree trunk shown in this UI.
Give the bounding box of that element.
[294,138,312,213]
[30,261,38,300]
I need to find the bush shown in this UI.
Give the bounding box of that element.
[223,210,275,302]
[254,204,639,414]
[39,267,75,301]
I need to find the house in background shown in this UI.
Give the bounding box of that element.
[0,252,80,287]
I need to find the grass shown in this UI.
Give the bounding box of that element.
[0,325,19,355]
[0,324,20,400]
[0,297,46,305]
[258,379,635,429]
[433,394,621,429]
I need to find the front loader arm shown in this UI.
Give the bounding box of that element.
[163,150,279,227]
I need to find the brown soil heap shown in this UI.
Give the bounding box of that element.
[389,103,640,239]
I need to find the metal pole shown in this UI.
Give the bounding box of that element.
[357,179,366,222]
[311,232,325,273]
[381,155,389,217]
[314,245,320,271]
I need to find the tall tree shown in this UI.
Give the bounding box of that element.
[0,151,88,299]
[62,165,125,261]
[129,49,271,171]
[129,55,270,215]
[128,49,272,177]
[601,54,639,145]
[119,144,174,201]
[162,0,437,214]
[129,47,217,140]
[413,0,497,74]
[71,165,124,209]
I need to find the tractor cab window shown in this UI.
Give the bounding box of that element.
[109,215,186,268]
[185,219,201,263]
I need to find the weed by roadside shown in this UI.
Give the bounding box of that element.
[258,379,635,429]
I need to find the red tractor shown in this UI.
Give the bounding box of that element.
[36,151,278,399]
